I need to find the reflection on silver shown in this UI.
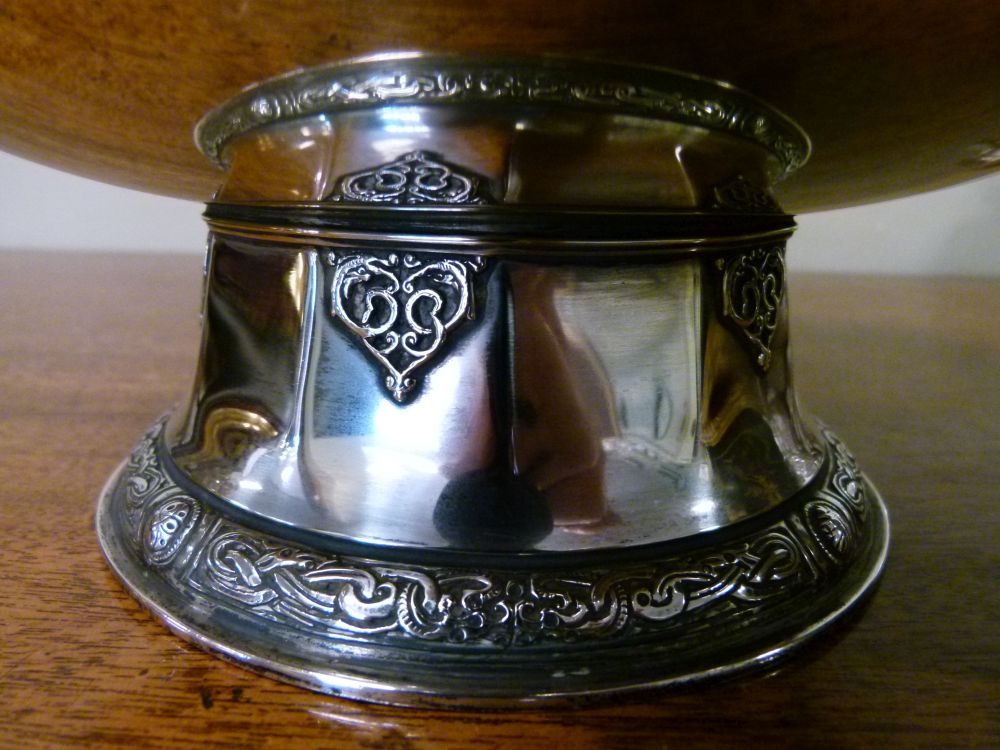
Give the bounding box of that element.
[165,237,821,553]
[327,251,483,401]
[195,55,811,173]
[98,55,888,705]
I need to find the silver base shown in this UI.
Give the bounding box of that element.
[97,419,888,708]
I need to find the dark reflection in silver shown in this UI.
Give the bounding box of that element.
[166,235,820,553]
[99,56,888,704]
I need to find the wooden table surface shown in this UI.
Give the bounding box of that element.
[1,252,997,749]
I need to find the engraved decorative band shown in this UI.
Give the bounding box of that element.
[195,55,810,172]
[112,419,871,648]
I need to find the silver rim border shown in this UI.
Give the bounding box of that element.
[194,53,811,175]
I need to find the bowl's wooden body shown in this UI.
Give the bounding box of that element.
[1,1,997,210]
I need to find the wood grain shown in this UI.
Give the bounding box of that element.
[0,1,998,210]
[0,252,997,748]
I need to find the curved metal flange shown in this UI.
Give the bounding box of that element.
[96,419,888,708]
[194,54,811,173]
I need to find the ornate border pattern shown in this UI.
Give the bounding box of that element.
[713,175,782,212]
[720,245,786,370]
[328,151,493,205]
[196,59,809,172]
[326,251,483,402]
[113,420,870,648]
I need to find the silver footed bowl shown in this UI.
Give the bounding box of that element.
[96,54,888,706]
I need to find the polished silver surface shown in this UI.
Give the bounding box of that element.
[195,54,810,174]
[165,235,820,553]
[201,214,798,254]
[200,57,805,208]
[97,418,889,707]
[98,55,888,705]
[211,105,791,208]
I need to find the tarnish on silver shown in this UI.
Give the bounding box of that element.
[328,251,483,402]
[109,419,873,646]
[195,55,811,172]
[720,246,786,370]
[329,151,493,205]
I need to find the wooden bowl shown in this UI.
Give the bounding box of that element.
[1,1,997,210]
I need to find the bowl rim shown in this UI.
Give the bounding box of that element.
[194,51,811,175]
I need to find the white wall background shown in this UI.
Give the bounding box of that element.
[0,150,996,275]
